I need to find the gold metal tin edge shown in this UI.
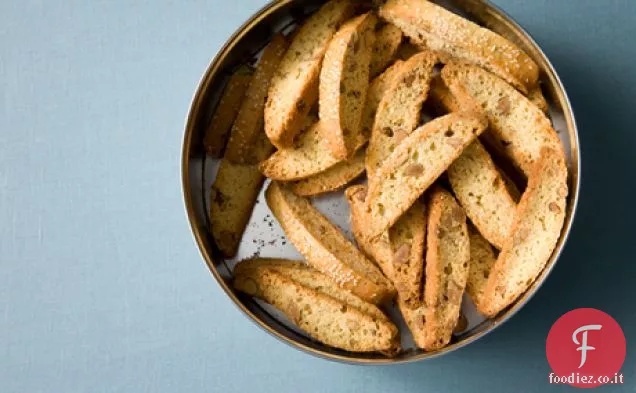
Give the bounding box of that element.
[182,0,581,365]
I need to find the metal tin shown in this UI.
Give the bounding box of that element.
[182,0,580,364]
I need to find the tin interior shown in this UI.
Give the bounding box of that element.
[182,0,580,364]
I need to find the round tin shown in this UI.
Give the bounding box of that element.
[182,0,580,364]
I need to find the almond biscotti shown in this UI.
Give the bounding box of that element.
[447,141,517,250]
[465,227,497,314]
[265,182,396,304]
[288,147,366,196]
[442,62,561,175]
[224,34,288,163]
[203,65,253,157]
[265,0,354,148]
[366,51,437,177]
[365,112,488,238]
[320,12,377,159]
[233,264,399,353]
[422,186,470,350]
[233,258,390,322]
[481,147,568,317]
[379,0,539,93]
[370,23,403,77]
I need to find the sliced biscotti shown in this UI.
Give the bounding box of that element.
[366,51,437,176]
[365,112,488,238]
[320,12,377,159]
[210,133,274,257]
[448,141,517,249]
[265,182,396,304]
[442,63,561,175]
[422,186,470,350]
[233,258,390,322]
[370,23,403,77]
[346,185,426,309]
[388,199,426,308]
[203,65,253,157]
[233,266,399,353]
[288,148,365,196]
[224,34,288,163]
[481,147,568,317]
[379,0,539,93]
[265,0,354,148]
[465,227,497,314]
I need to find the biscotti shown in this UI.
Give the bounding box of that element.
[288,147,366,196]
[465,227,497,314]
[265,0,354,148]
[365,112,488,238]
[366,51,437,177]
[448,141,517,249]
[379,0,539,93]
[481,147,568,317]
[233,258,390,322]
[265,182,396,304]
[422,186,470,350]
[225,34,288,163]
[442,62,561,175]
[203,66,253,157]
[233,264,399,352]
[319,12,377,159]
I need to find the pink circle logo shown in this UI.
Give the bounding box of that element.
[546,308,626,388]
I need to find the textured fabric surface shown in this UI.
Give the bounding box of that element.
[1,1,634,392]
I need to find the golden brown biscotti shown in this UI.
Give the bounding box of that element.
[481,147,568,317]
[203,66,253,157]
[465,227,496,314]
[528,85,549,114]
[346,185,426,309]
[442,63,562,175]
[365,112,488,238]
[233,266,399,353]
[233,258,390,322]
[388,198,426,308]
[379,0,539,93]
[448,141,517,250]
[370,23,403,77]
[265,0,354,148]
[288,147,366,196]
[265,182,396,304]
[320,12,377,159]
[224,34,288,163]
[422,186,470,350]
[398,297,427,348]
[366,51,437,177]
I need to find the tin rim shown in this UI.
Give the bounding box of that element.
[181,0,581,365]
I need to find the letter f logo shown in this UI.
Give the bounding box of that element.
[572,324,602,368]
